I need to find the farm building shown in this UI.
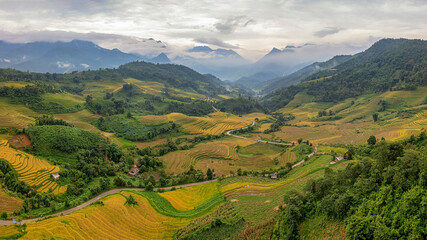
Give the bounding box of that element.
[51,173,60,181]
[270,173,278,179]
[336,156,344,161]
[128,165,140,176]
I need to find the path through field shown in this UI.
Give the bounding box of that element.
[0,179,217,226]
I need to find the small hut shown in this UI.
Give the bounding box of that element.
[51,173,60,181]
[128,165,140,177]
[270,173,278,179]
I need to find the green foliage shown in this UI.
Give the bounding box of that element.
[0,159,32,196]
[35,115,73,127]
[95,115,177,141]
[367,135,377,145]
[124,194,138,206]
[274,133,426,240]
[27,125,105,154]
[264,112,295,133]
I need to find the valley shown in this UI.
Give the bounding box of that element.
[0,38,425,240]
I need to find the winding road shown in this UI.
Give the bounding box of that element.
[0,179,217,226]
[0,115,317,226]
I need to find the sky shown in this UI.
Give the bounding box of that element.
[0,0,427,60]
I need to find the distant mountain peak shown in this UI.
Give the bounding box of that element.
[188,46,213,53]
[151,52,171,63]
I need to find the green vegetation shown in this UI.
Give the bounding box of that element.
[27,125,105,154]
[95,115,177,141]
[271,132,426,240]
[216,96,265,115]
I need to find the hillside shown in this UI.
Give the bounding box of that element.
[263,38,427,111]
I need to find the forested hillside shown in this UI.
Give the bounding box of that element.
[263,39,427,110]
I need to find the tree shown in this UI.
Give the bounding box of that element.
[237,168,243,176]
[274,157,279,165]
[145,182,154,191]
[206,168,213,180]
[125,194,138,206]
[297,138,303,144]
[367,135,377,145]
[372,113,379,122]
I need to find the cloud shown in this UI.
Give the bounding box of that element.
[193,37,239,49]
[314,27,342,38]
[214,16,254,34]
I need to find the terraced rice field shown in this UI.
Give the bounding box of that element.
[0,225,21,239]
[0,140,66,194]
[19,193,191,240]
[3,183,224,240]
[0,81,33,88]
[163,141,232,174]
[0,190,23,213]
[167,112,250,135]
[220,155,351,224]
[160,182,220,211]
[0,97,37,128]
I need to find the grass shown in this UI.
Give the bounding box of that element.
[0,97,38,128]
[41,93,84,108]
[0,190,23,213]
[0,81,33,88]
[0,140,67,194]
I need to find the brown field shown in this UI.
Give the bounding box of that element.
[162,137,296,176]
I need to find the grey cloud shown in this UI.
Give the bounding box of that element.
[214,16,254,34]
[314,27,342,38]
[194,37,239,49]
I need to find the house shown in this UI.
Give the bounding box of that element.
[51,173,60,181]
[276,139,281,143]
[270,173,278,179]
[128,165,140,177]
[336,156,344,161]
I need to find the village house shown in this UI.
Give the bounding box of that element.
[51,173,60,181]
[270,173,278,179]
[128,165,140,177]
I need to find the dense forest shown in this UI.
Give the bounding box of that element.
[263,39,427,110]
[272,132,426,239]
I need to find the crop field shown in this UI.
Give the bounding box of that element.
[18,193,191,240]
[6,183,224,240]
[0,81,33,88]
[139,114,169,124]
[0,190,23,213]
[159,182,220,210]
[256,88,427,145]
[219,155,351,224]
[299,215,346,240]
[42,93,85,108]
[0,225,22,239]
[162,137,297,176]
[0,140,66,194]
[54,110,101,134]
[317,146,348,155]
[83,81,125,98]
[167,112,251,135]
[243,112,271,122]
[0,97,38,128]
[124,78,206,99]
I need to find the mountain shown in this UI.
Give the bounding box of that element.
[234,71,280,90]
[260,55,352,93]
[116,61,227,96]
[173,46,249,80]
[263,38,427,110]
[150,53,171,63]
[0,40,140,73]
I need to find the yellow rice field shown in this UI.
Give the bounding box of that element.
[0,225,21,239]
[167,112,250,135]
[0,140,66,194]
[0,190,23,213]
[18,192,191,240]
[160,182,220,211]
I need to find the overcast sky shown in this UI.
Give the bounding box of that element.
[0,0,427,60]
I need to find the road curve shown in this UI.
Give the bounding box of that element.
[0,179,218,226]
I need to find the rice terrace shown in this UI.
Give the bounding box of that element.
[0,2,426,240]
